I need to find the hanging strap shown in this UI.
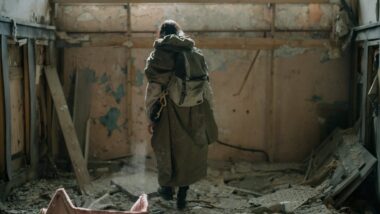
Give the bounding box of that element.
[153,90,169,121]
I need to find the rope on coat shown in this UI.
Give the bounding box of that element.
[216,140,270,162]
[153,90,169,121]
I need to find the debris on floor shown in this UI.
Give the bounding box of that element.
[0,128,376,214]
[40,188,148,214]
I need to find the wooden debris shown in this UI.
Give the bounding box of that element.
[44,66,91,194]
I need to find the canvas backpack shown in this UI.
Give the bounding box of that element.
[166,48,209,107]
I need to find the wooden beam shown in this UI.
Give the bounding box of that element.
[27,40,38,169]
[57,33,331,49]
[1,35,12,181]
[54,0,335,4]
[44,66,91,194]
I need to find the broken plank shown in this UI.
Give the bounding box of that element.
[44,66,91,194]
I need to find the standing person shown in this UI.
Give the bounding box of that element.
[144,20,218,210]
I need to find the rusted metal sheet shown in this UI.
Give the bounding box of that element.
[40,188,148,214]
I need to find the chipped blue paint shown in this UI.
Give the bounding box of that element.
[99,73,109,84]
[99,107,121,136]
[81,67,97,82]
[120,66,128,75]
[308,95,323,103]
[135,69,145,87]
[112,84,125,103]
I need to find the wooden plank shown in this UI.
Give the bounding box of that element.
[1,35,12,181]
[126,3,134,140]
[23,45,31,165]
[44,66,91,193]
[59,34,331,49]
[54,0,334,4]
[360,43,368,144]
[0,38,4,179]
[72,66,93,154]
[10,71,25,157]
[28,40,38,168]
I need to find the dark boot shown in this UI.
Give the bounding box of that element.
[157,186,174,200]
[177,186,189,210]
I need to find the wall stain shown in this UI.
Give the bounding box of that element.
[317,101,349,139]
[99,73,109,84]
[308,95,323,103]
[105,84,112,94]
[99,107,121,136]
[120,66,128,75]
[112,84,125,103]
[135,69,144,87]
[81,67,97,82]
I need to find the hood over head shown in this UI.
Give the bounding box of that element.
[154,35,194,51]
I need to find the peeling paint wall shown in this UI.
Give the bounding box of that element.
[358,0,378,26]
[58,3,349,162]
[63,48,130,160]
[131,48,349,162]
[0,0,50,24]
[57,3,335,32]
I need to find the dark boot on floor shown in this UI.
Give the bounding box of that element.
[157,186,174,200]
[177,186,189,210]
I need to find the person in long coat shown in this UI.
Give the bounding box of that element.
[144,20,218,210]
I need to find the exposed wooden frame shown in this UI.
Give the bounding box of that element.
[1,35,12,181]
[360,42,368,144]
[126,3,134,142]
[54,0,336,4]
[23,41,31,167]
[27,40,38,169]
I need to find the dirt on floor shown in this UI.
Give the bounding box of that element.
[0,157,337,214]
[0,146,377,214]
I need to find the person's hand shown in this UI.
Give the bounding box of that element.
[148,123,155,134]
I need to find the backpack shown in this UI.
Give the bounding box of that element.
[166,48,209,107]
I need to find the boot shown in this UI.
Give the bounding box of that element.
[177,186,189,210]
[157,186,174,200]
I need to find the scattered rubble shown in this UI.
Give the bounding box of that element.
[0,128,376,213]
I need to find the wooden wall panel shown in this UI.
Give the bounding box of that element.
[9,68,25,156]
[0,45,4,177]
[8,46,25,161]
[130,48,349,162]
[63,47,130,160]
[273,49,349,161]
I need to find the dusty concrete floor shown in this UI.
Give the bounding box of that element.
[0,157,351,214]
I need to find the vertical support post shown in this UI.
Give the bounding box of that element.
[28,39,38,168]
[360,42,368,144]
[126,3,134,143]
[1,35,12,180]
[376,42,380,204]
[266,3,276,162]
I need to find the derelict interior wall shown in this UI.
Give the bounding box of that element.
[57,3,350,162]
